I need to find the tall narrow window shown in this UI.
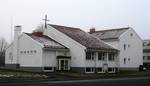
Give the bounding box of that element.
[124,58,126,64]
[124,44,126,50]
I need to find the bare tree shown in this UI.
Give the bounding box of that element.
[0,37,8,66]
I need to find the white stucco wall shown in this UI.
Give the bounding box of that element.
[42,50,56,67]
[119,29,143,68]
[44,26,86,67]
[18,33,43,67]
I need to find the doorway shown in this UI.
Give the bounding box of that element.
[58,59,70,71]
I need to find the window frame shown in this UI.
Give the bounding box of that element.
[98,52,106,61]
[85,67,94,73]
[86,52,95,60]
[108,53,115,61]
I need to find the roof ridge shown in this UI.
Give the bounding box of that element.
[49,24,80,30]
[94,27,130,33]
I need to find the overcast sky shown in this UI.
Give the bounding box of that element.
[0,0,150,42]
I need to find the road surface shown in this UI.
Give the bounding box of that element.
[0,77,150,86]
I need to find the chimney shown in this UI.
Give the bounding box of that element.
[89,27,95,34]
[13,25,22,65]
[14,25,22,41]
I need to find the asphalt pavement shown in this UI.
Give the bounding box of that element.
[0,77,150,86]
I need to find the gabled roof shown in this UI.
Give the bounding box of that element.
[49,24,117,51]
[91,27,130,40]
[25,33,68,49]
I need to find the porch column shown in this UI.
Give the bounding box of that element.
[106,52,109,63]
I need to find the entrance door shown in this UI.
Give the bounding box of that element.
[58,59,70,71]
[103,63,108,73]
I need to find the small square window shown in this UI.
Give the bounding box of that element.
[20,51,23,54]
[27,51,29,53]
[24,51,26,54]
[128,44,130,47]
[108,68,113,72]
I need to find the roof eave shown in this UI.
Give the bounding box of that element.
[86,48,118,52]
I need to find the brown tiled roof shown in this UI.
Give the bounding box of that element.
[91,27,129,40]
[25,33,68,49]
[49,24,117,50]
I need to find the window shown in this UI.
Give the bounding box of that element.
[44,67,54,72]
[24,51,26,54]
[148,56,150,60]
[108,68,113,72]
[34,50,37,53]
[86,67,94,73]
[9,52,13,61]
[108,53,115,61]
[124,44,126,50]
[128,44,130,48]
[98,52,105,61]
[97,68,103,73]
[108,68,115,73]
[128,58,131,61]
[130,33,133,37]
[27,51,29,54]
[30,50,33,53]
[143,56,146,60]
[86,52,95,60]
[20,51,23,54]
[124,58,126,64]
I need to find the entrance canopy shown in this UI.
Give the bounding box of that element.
[57,56,71,59]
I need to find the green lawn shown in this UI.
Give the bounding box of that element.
[0,69,150,80]
[57,70,150,78]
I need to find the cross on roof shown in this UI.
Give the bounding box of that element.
[43,14,49,28]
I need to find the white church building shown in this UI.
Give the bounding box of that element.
[5,24,143,73]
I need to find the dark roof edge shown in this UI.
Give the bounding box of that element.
[93,27,130,33]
